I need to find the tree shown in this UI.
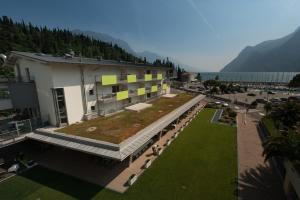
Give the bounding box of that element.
[219,84,227,94]
[263,133,300,162]
[288,74,300,88]
[250,101,258,109]
[271,101,300,129]
[176,66,185,81]
[215,75,219,81]
[210,86,219,94]
[196,73,202,82]
[0,66,14,79]
[203,79,219,89]
[264,102,272,114]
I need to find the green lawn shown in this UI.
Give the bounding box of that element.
[0,108,237,200]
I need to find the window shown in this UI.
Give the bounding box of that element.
[89,89,94,95]
[112,85,119,93]
[147,93,151,98]
[91,106,96,111]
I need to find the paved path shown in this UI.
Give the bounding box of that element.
[237,111,286,200]
[211,109,223,123]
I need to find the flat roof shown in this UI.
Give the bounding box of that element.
[10,51,171,69]
[27,94,205,161]
[57,93,194,144]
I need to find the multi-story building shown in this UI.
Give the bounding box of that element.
[8,51,175,127]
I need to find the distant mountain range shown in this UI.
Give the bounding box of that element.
[72,29,196,72]
[221,27,300,72]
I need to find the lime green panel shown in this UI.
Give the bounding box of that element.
[116,90,129,101]
[163,84,168,90]
[127,74,137,83]
[145,74,152,81]
[151,85,158,92]
[101,75,117,85]
[157,74,163,80]
[137,88,146,96]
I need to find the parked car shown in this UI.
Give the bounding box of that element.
[247,93,256,96]
[267,91,276,94]
[280,97,288,102]
[270,98,281,104]
[256,98,268,104]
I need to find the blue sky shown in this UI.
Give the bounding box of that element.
[1,0,300,71]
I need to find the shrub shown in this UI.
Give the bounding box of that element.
[228,111,237,118]
[250,101,258,108]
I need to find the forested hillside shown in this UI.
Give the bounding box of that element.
[0,16,186,80]
[0,16,142,62]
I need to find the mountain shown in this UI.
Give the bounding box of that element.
[221,27,300,72]
[72,29,197,72]
[72,29,136,54]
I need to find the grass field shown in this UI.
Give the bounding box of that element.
[58,93,194,144]
[0,108,237,200]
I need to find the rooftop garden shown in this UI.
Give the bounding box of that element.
[58,93,194,144]
[0,108,237,200]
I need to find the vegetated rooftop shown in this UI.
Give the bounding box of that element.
[58,93,195,144]
[0,108,237,200]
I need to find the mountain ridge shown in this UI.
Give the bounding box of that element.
[72,29,197,72]
[221,27,300,72]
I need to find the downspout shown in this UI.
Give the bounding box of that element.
[80,66,88,118]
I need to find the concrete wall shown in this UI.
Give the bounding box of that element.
[0,99,13,110]
[8,82,39,109]
[17,59,56,125]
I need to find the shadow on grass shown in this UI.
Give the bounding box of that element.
[20,166,103,200]
[238,164,285,200]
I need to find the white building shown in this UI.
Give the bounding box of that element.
[8,51,175,127]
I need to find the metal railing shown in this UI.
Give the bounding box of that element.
[96,74,164,84]
[0,118,42,144]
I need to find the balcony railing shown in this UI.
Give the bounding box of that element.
[98,87,163,103]
[97,73,165,85]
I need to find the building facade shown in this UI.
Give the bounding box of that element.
[8,52,174,127]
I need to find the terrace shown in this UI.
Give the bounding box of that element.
[28,93,205,161]
[58,93,194,144]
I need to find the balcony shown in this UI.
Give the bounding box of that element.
[163,83,169,90]
[144,74,152,81]
[98,87,164,103]
[116,90,129,101]
[137,88,145,96]
[151,85,158,92]
[98,73,165,86]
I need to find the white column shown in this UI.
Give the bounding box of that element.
[159,130,163,139]
[128,154,133,167]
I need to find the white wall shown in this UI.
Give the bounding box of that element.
[52,64,84,124]
[16,58,171,124]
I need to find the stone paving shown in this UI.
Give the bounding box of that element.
[237,111,286,200]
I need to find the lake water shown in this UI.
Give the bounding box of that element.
[200,72,299,83]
